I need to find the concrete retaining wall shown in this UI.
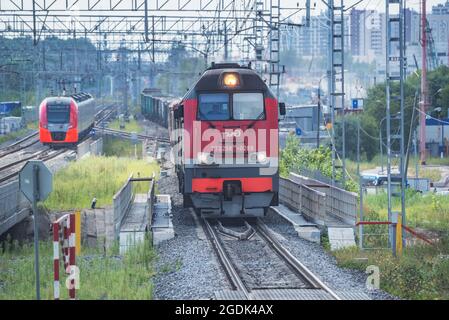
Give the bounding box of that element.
[77,137,103,159]
[0,180,30,236]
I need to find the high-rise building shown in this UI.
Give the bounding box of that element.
[349,9,385,62]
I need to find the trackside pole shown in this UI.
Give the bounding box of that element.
[53,223,60,300]
[32,164,40,300]
[53,213,77,300]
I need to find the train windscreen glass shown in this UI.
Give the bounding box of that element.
[232,93,264,120]
[47,104,70,124]
[198,93,230,120]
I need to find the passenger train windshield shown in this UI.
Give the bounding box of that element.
[198,92,264,121]
[47,104,70,124]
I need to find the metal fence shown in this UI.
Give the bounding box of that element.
[0,180,30,236]
[279,177,328,225]
[147,175,155,226]
[289,172,358,225]
[113,174,134,238]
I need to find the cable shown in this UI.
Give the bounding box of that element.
[415,107,449,125]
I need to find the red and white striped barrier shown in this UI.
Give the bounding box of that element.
[53,213,76,300]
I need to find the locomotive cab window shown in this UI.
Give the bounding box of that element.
[198,93,230,120]
[232,93,264,120]
[47,104,70,123]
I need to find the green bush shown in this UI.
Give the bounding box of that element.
[280,134,357,192]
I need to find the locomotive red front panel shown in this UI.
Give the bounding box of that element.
[171,63,284,217]
[39,97,78,145]
[39,93,96,146]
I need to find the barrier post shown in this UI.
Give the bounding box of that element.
[75,211,81,255]
[396,214,403,257]
[53,222,60,300]
[68,213,76,299]
[53,213,77,300]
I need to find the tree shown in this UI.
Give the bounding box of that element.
[334,65,449,161]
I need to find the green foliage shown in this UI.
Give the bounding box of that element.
[333,234,449,299]
[0,128,29,145]
[365,190,449,230]
[43,156,158,210]
[103,136,143,159]
[335,65,449,161]
[280,134,357,191]
[0,236,156,299]
[109,118,143,134]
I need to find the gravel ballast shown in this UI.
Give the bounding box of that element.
[152,173,231,300]
[262,209,399,300]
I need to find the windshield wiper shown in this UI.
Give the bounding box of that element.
[198,109,216,129]
[247,111,265,129]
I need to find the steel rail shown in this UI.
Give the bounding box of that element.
[0,131,38,151]
[0,138,40,159]
[0,150,48,173]
[254,219,342,300]
[0,149,68,184]
[202,218,251,299]
[96,126,170,143]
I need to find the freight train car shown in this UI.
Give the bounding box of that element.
[140,89,174,127]
[39,93,96,146]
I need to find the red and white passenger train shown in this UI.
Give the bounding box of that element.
[169,63,286,217]
[39,93,96,146]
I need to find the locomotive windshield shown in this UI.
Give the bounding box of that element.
[232,93,264,120]
[198,92,265,121]
[198,93,229,120]
[47,104,70,124]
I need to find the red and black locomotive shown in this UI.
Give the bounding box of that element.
[169,63,285,217]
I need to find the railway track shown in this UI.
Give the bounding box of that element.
[95,126,170,143]
[0,148,68,184]
[95,104,118,126]
[0,131,39,159]
[202,217,341,300]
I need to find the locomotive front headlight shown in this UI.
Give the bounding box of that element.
[256,152,268,164]
[223,73,240,88]
[197,152,214,165]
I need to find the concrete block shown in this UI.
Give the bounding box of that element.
[328,227,356,251]
[295,226,321,244]
[152,228,175,246]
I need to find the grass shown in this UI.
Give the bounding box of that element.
[346,156,444,183]
[109,117,143,134]
[0,127,31,145]
[0,235,156,300]
[43,156,159,211]
[103,136,143,159]
[364,190,449,230]
[332,237,449,299]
